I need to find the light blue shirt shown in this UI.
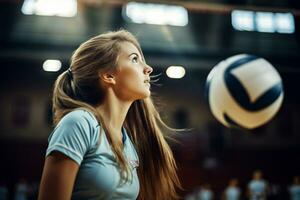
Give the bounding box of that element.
[46,109,140,200]
[248,180,267,200]
[224,187,240,200]
[198,189,213,200]
[289,185,300,200]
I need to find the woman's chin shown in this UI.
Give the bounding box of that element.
[137,90,151,100]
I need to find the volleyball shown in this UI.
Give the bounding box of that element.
[205,54,284,129]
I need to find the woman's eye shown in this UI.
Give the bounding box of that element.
[132,57,138,63]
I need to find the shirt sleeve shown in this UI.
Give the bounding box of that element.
[46,110,97,165]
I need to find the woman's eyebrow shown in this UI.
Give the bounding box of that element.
[128,52,139,57]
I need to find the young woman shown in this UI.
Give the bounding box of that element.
[37,30,181,200]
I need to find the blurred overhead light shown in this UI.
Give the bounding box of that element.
[231,10,254,31]
[21,0,77,17]
[256,12,275,33]
[166,66,186,79]
[275,13,295,34]
[43,59,62,72]
[123,2,188,26]
[231,10,295,34]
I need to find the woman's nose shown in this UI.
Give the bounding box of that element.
[144,64,153,75]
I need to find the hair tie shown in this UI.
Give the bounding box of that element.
[67,68,73,80]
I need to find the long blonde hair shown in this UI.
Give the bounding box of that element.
[52,30,181,200]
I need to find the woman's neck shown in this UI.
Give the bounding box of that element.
[96,89,133,142]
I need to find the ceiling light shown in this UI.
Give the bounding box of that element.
[166,66,186,79]
[43,59,62,72]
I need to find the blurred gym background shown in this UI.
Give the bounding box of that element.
[0,0,299,199]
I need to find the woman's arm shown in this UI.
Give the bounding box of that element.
[38,151,79,200]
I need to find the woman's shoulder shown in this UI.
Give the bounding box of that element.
[60,108,99,128]
[49,109,101,149]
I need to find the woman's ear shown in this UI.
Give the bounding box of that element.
[99,72,116,85]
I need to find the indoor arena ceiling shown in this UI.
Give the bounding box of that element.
[0,0,299,71]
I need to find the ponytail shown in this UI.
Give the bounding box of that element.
[52,70,99,125]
